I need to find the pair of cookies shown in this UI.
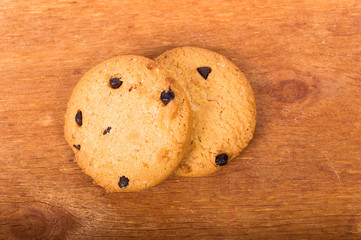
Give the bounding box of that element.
[64,47,256,192]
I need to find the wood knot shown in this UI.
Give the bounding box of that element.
[9,203,77,240]
[10,208,48,239]
[270,79,309,103]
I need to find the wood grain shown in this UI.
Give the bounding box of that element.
[1,0,361,239]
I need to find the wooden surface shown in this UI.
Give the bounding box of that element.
[0,0,361,239]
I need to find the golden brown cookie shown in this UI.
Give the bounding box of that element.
[156,47,256,177]
[64,55,192,192]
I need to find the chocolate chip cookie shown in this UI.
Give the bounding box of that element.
[64,55,192,192]
[156,47,256,177]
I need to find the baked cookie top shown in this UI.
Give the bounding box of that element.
[64,55,192,192]
[156,47,256,177]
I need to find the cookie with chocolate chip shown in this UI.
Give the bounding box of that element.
[156,47,256,177]
[64,55,192,192]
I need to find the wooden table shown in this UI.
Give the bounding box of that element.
[1,0,361,239]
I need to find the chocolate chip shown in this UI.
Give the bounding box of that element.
[160,89,175,105]
[109,77,123,89]
[197,67,212,79]
[103,127,111,135]
[118,176,129,188]
[215,153,228,166]
[73,144,81,150]
[75,111,82,126]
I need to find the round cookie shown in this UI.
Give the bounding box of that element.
[155,47,256,177]
[64,55,192,192]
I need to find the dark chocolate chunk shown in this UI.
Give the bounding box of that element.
[73,144,81,150]
[160,89,175,105]
[215,153,228,166]
[197,67,212,79]
[109,77,123,89]
[75,111,82,126]
[118,176,129,188]
[103,127,111,135]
